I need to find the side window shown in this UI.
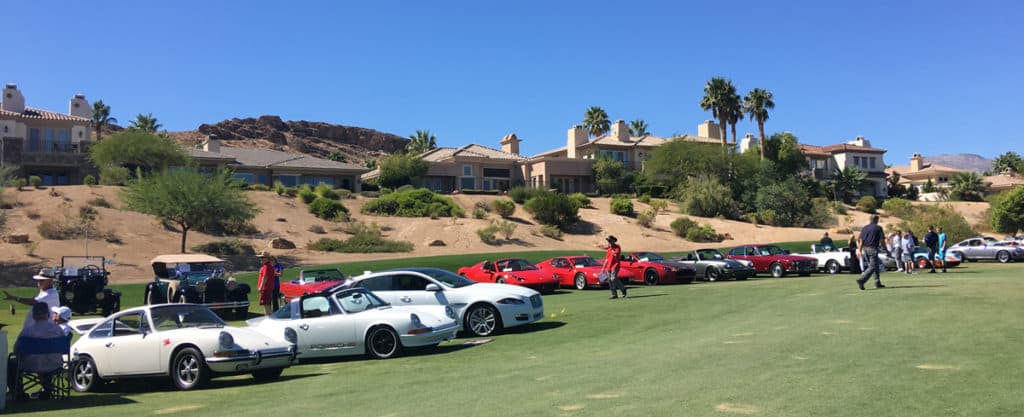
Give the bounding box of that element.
[395,275,429,291]
[300,296,332,318]
[356,276,393,292]
[89,319,114,338]
[746,247,757,256]
[113,313,144,337]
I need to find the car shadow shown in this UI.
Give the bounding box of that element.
[495,320,566,335]
[100,372,324,393]
[4,393,138,412]
[542,290,576,296]
[619,293,667,299]
[877,285,947,289]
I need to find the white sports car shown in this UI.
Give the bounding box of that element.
[247,286,459,360]
[348,267,545,337]
[69,304,295,392]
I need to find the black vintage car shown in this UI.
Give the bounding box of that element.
[143,254,250,319]
[55,256,121,316]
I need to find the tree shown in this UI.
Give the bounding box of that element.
[992,151,1023,174]
[121,169,258,253]
[699,77,736,147]
[830,166,867,202]
[128,113,162,132]
[91,100,117,141]
[365,159,377,170]
[327,152,346,162]
[762,132,806,177]
[948,171,986,201]
[629,119,649,137]
[407,130,437,155]
[887,171,906,198]
[583,106,610,138]
[89,130,190,175]
[990,187,1024,233]
[922,178,936,193]
[726,93,743,145]
[594,156,625,195]
[376,153,428,188]
[743,88,775,160]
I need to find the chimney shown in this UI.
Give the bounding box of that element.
[203,134,220,153]
[847,135,871,148]
[500,133,520,155]
[69,93,91,118]
[910,153,923,172]
[2,83,25,113]
[611,120,629,142]
[697,120,722,139]
[566,125,588,159]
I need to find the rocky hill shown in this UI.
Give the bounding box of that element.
[924,153,993,173]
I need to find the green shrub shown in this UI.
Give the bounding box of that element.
[249,183,271,191]
[379,187,393,195]
[306,235,413,253]
[649,199,669,213]
[492,199,516,218]
[610,198,634,216]
[474,201,491,212]
[508,186,540,204]
[834,202,848,215]
[396,184,415,193]
[308,197,349,220]
[756,209,777,226]
[308,224,327,234]
[82,175,97,186]
[361,188,464,217]
[29,175,43,188]
[523,190,579,228]
[476,224,500,244]
[990,187,1024,233]
[459,189,501,195]
[495,219,517,240]
[670,217,698,238]
[87,198,113,209]
[686,224,721,242]
[568,193,591,209]
[803,198,838,229]
[755,179,812,227]
[337,188,353,199]
[360,191,380,198]
[472,207,487,219]
[297,189,317,204]
[273,181,287,196]
[881,198,913,218]
[638,194,652,204]
[191,239,255,256]
[315,183,339,200]
[677,176,739,219]
[540,224,563,240]
[99,166,130,186]
[856,196,879,213]
[15,178,28,190]
[636,209,657,228]
[897,205,975,244]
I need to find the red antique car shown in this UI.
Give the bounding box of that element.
[726,245,818,277]
[456,258,558,293]
[536,255,632,290]
[279,268,349,302]
[619,252,696,285]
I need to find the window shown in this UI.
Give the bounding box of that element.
[814,160,827,169]
[938,176,948,183]
[869,157,876,169]
[482,168,510,178]
[394,274,429,291]
[356,276,393,291]
[233,173,255,184]
[257,175,269,185]
[89,319,114,338]
[44,128,55,152]
[482,179,491,190]
[300,296,332,318]
[113,313,145,337]
[28,128,40,152]
[853,156,860,167]
[460,177,475,190]
[303,176,334,187]
[462,165,473,176]
[276,174,299,187]
[57,129,70,150]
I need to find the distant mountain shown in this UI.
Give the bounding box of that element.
[924,153,992,173]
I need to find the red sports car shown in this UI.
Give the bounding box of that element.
[279,268,349,302]
[726,244,818,277]
[456,258,558,293]
[537,255,632,290]
[619,252,696,285]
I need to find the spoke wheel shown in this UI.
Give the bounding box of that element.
[171,347,209,390]
[770,263,785,278]
[826,260,840,275]
[644,269,659,286]
[706,267,720,282]
[72,356,100,392]
[997,251,1010,263]
[465,304,501,337]
[574,273,587,290]
[366,326,401,359]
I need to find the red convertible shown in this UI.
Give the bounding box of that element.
[619,252,696,285]
[726,244,818,277]
[279,268,349,302]
[537,255,633,290]
[456,258,558,293]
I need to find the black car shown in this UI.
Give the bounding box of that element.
[55,256,121,316]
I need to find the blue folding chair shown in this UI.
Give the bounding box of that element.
[7,335,72,401]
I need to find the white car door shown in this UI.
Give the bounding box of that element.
[293,295,357,358]
[389,273,449,307]
[90,311,161,375]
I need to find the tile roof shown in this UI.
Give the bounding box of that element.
[188,146,367,172]
[420,144,526,162]
[888,162,962,177]
[983,173,1024,190]
[0,106,91,123]
[800,144,830,157]
[801,143,887,156]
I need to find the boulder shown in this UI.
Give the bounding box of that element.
[269,237,296,249]
[425,239,446,247]
[4,234,30,244]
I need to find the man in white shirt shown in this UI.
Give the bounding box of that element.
[4,269,61,324]
[902,231,917,274]
[891,231,905,272]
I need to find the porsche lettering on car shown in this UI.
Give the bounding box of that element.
[456,258,558,293]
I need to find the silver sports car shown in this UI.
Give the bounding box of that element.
[948,237,1024,263]
[677,249,756,281]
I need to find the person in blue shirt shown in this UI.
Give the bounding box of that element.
[937,227,948,273]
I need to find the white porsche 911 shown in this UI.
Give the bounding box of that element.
[69,304,295,391]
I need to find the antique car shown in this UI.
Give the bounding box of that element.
[280,268,349,302]
[247,286,458,360]
[801,245,852,275]
[348,267,544,337]
[619,252,696,285]
[726,244,818,277]
[948,237,1024,263]
[54,256,121,316]
[143,254,250,319]
[911,247,962,269]
[68,304,295,392]
[538,255,620,290]
[456,258,559,293]
[676,249,756,281]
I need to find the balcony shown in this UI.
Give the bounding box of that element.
[22,142,92,166]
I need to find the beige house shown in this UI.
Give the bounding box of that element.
[800,136,889,197]
[983,170,1024,193]
[1,83,95,185]
[887,154,962,193]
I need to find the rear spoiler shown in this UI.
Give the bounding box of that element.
[67,318,105,335]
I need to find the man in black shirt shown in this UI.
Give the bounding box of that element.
[856,215,886,290]
[820,232,834,248]
[923,225,939,273]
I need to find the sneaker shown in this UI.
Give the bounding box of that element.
[857,281,865,291]
[875,284,886,289]
[621,292,627,298]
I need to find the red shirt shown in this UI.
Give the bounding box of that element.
[605,244,621,270]
[257,262,275,292]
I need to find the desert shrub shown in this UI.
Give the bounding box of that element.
[79,206,98,221]
[803,198,838,229]
[833,202,848,215]
[283,187,298,197]
[474,201,491,212]
[677,176,739,219]
[361,188,464,218]
[670,217,698,238]
[990,187,1024,233]
[472,207,487,219]
[495,220,517,239]
[508,186,540,204]
[315,183,339,200]
[492,199,516,218]
[856,196,878,213]
[273,181,287,196]
[649,199,669,213]
[636,209,657,228]
[249,183,271,191]
[308,197,349,220]
[308,224,327,234]
[360,191,380,198]
[897,205,975,244]
[297,189,317,204]
[29,176,42,188]
[15,178,28,190]
[87,198,113,208]
[191,239,255,256]
[379,187,393,195]
[754,179,814,227]
[638,194,652,204]
[336,189,353,199]
[523,190,579,228]
[686,224,721,242]
[540,224,563,240]
[568,193,591,209]
[99,166,131,186]
[610,197,634,216]
[396,184,415,193]
[476,224,499,244]
[881,198,913,218]
[83,175,97,186]
[306,234,413,253]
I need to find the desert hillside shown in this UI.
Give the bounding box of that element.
[1,186,985,286]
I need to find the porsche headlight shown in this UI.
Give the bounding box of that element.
[497,297,525,305]
[445,306,456,319]
[284,327,298,344]
[218,331,234,350]
[662,266,675,272]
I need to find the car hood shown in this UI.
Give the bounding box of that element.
[714,259,753,268]
[220,326,295,350]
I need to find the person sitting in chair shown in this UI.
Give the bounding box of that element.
[8,303,66,400]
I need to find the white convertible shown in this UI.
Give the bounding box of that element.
[801,245,852,274]
[247,286,459,360]
[69,304,295,392]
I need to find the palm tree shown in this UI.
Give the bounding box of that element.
[949,171,986,201]
[726,93,743,145]
[629,119,649,137]
[831,166,867,202]
[583,106,611,138]
[699,77,736,147]
[91,100,117,141]
[743,88,775,160]
[991,151,1023,174]
[407,129,437,154]
[129,113,162,132]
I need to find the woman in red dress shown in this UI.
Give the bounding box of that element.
[256,251,276,316]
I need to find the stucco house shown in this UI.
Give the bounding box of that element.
[983,170,1024,193]
[1,83,95,185]
[800,136,889,198]
[887,153,962,193]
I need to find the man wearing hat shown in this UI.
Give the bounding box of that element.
[598,236,627,299]
[256,251,276,316]
[4,269,61,322]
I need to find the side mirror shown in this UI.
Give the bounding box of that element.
[425,283,441,292]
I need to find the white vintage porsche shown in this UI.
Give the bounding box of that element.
[68,304,295,391]
[246,286,459,360]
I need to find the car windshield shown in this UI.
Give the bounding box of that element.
[334,288,390,313]
[633,252,664,261]
[696,249,724,260]
[570,256,601,267]
[414,268,475,288]
[757,246,786,256]
[301,269,346,283]
[150,305,226,330]
[496,259,537,271]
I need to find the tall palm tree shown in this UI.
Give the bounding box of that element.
[743,88,775,160]
[831,166,867,202]
[629,119,649,137]
[91,100,117,141]
[129,113,162,132]
[699,77,736,147]
[583,106,611,138]
[407,129,437,154]
[949,171,986,201]
[726,93,743,145]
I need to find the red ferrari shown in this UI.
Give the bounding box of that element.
[456,258,558,293]
[619,252,696,285]
[537,255,633,290]
[279,268,349,302]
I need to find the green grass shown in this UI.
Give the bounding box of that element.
[5,248,1023,416]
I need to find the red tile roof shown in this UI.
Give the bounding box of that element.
[0,107,90,123]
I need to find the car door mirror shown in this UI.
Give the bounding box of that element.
[425,283,441,292]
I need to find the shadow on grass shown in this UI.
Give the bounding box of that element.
[99,372,324,394]
[879,285,947,289]
[497,320,566,335]
[3,393,137,412]
[619,293,667,299]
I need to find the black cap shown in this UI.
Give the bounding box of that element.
[606,235,617,243]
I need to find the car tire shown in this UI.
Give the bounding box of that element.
[644,269,659,286]
[365,326,402,359]
[171,347,209,390]
[825,260,841,275]
[71,356,101,392]
[770,263,785,278]
[917,258,930,269]
[465,304,501,337]
[496,277,505,284]
[705,267,720,282]
[996,251,1010,263]
[574,273,587,290]
[252,367,284,381]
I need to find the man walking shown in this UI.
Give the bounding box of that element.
[599,236,626,299]
[923,225,940,273]
[937,227,948,273]
[856,215,886,290]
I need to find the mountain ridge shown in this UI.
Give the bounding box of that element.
[922,153,992,173]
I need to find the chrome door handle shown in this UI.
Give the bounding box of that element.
[299,324,309,331]
[400,297,412,303]
[105,343,113,348]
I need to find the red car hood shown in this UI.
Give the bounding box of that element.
[500,269,557,284]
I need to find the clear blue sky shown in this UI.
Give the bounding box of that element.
[6,1,1023,162]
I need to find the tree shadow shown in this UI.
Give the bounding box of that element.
[619,293,668,299]
[504,216,533,225]
[877,284,947,289]
[564,220,602,235]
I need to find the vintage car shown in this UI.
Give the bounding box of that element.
[143,254,251,319]
[801,245,852,275]
[456,258,559,293]
[68,304,295,392]
[280,268,349,302]
[537,255,622,290]
[348,267,544,337]
[619,252,696,285]
[247,286,458,360]
[836,247,899,271]
[726,244,818,277]
[911,247,962,269]
[948,237,1024,263]
[677,249,756,281]
[54,256,121,316]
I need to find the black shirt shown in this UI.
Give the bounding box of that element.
[820,237,833,246]
[924,231,939,248]
[859,224,884,249]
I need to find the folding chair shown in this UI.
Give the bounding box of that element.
[7,335,71,401]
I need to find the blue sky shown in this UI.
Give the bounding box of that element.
[6,1,1023,162]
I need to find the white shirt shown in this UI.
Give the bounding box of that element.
[892,236,902,251]
[35,287,60,310]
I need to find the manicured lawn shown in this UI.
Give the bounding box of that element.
[5,250,1022,416]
